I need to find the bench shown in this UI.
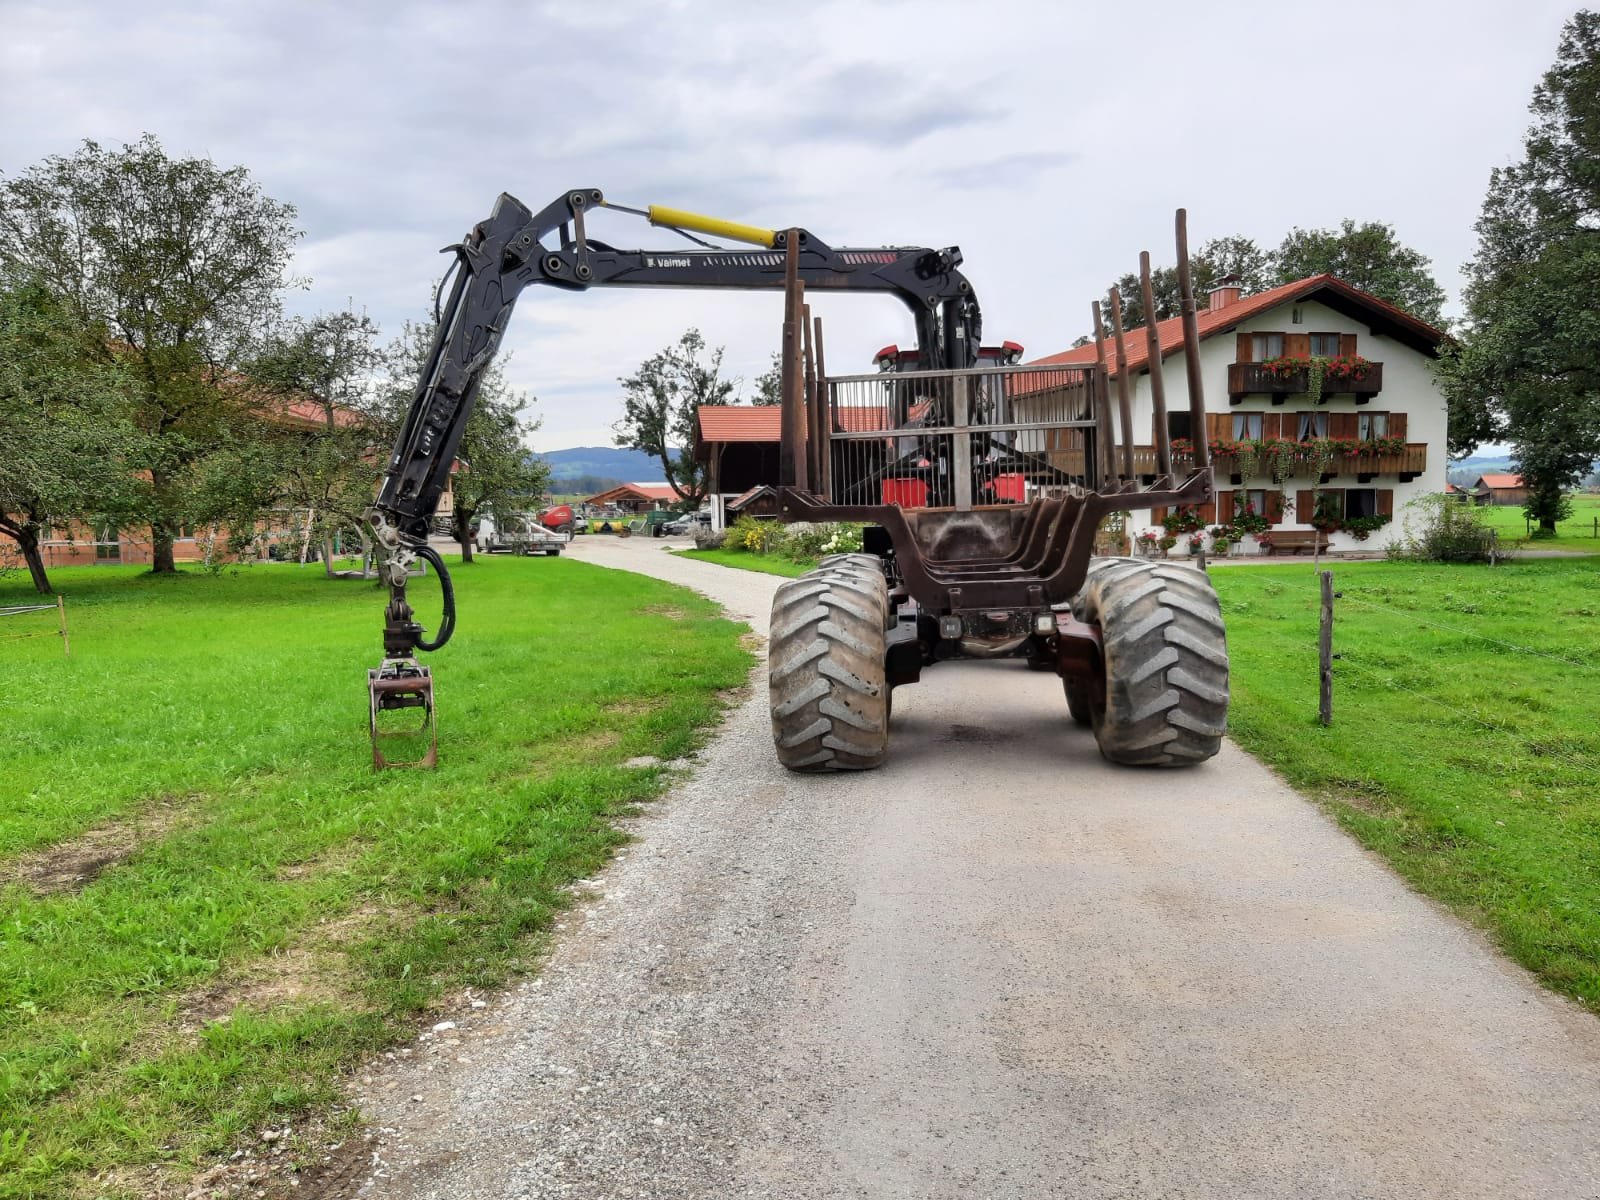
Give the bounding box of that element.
[1266,530,1329,556]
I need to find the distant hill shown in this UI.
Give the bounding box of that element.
[536,446,681,483]
[1447,453,1517,486]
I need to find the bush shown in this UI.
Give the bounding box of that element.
[728,514,783,554]
[1387,494,1494,562]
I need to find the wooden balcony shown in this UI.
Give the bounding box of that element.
[1044,441,1426,485]
[1228,362,1384,405]
[1179,442,1427,483]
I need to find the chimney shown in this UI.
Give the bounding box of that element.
[1206,272,1243,311]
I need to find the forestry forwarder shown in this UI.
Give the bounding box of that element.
[366,189,1228,771]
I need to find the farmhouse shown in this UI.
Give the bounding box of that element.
[1027,273,1449,553]
[1472,473,1527,506]
[584,482,684,513]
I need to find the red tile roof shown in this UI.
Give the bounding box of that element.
[1476,474,1523,489]
[585,481,685,505]
[696,404,894,444]
[1028,274,1447,378]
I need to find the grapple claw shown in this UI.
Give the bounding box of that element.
[368,658,438,770]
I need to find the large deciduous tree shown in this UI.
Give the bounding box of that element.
[247,308,386,574]
[0,135,302,572]
[1101,222,1445,334]
[613,329,735,506]
[1273,219,1447,327]
[0,281,146,592]
[382,319,546,563]
[1439,10,1600,533]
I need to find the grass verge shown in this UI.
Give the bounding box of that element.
[1475,492,1600,553]
[1214,556,1600,1012]
[0,557,749,1199]
[675,548,811,577]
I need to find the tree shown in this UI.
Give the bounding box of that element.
[1439,10,1600,533]
[0,281,147,592]
[0,135,302,572]
[246,308,386,575]
[382,319,546,563]
[1102,236,1269,330]
[1273,219,1447,327]
[752,352,783,405]
[613,329,735,506]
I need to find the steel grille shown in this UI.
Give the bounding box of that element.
[822,364,1103,508]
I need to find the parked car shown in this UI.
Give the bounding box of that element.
[662,511,711,536]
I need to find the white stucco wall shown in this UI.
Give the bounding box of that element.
[1115,298,1447,552]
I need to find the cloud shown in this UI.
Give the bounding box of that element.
[1,0,1585,453]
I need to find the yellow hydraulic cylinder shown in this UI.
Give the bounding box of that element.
[645,205,777,248]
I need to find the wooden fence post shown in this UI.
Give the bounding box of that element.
[1319,570,1334,726]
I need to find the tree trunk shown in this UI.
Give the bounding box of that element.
[322,535,335,578]
[455,507,475,563]
[13,527,53,594]
[151,522,176,573]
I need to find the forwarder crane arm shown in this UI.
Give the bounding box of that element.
[363,188,982,768]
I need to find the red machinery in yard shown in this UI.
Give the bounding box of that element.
[364,190,1227,770]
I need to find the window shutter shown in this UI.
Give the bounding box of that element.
[1268,491,1286,523]
[1339,334,1358,357]
[1329,413,1358,440]
[1151,506,1168,525]
[1285,333,1310,359]
[1237,333,1253,363]
[1207,412,1231,442]
[1388,412,1407,439]
[1296,490,1314,522]
[1218,491,1235,523]
[1378,489,1394,517]
[1261,412,1281,440]
[1199,501,1216,523]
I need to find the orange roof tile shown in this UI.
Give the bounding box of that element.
[696,404,894,444]
[1028,274,1447,378]
[1476,474,1523,489]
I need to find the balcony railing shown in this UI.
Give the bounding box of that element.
[1228,362,1383,404]
[1046,441,1426,484]
[1177,441,1427,482]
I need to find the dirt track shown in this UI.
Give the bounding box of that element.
[339,537,1600,1200]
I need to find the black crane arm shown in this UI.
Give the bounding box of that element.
[372,188,982,544]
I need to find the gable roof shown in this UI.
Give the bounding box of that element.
[585,481,684,505]
[1475,473,1523,489]
[1029,274,1448,377]
[696,404,897,446]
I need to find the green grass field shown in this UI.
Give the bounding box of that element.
[0,559,748,1198]
[675,547,810,577]
[1475,492,1600,553]
[1213,557,1600,1011]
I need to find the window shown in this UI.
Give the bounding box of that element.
[1345,488,1378,519]
[1358,412,1388,439]
[1235,489,1268,518]
[1167,412,1192,441]
[94,522,121,562]
[1232,413,1263,440]
[1297,411,1329,441]
[1309,332,1341,357]
[1252,333,1285,360]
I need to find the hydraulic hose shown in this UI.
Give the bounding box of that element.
[413,543,456,652]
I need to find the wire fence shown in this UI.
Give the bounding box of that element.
[0,598,71,655]
[1271,569,1600,781]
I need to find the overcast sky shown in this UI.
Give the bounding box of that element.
[0,0,1576,454]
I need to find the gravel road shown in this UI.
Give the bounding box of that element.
[340,537,1600,1200]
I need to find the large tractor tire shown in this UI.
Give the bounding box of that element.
[769,559,890,772]
[1075,559,1228,766]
